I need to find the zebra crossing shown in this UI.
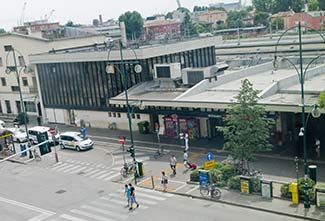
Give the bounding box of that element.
[46,147,152,182]
[45,187,173,221]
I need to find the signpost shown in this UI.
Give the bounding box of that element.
[119,136,126,164]
[50,128,59,163]
[204,152,215,170]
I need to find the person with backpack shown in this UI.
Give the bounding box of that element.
[161,171,168,191]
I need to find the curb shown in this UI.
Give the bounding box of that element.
[136,184,322,221]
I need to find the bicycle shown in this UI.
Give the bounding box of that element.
[120,162,136,177]
[200,183,221,199]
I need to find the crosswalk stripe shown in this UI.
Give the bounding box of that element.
[82,168,95,173]
[137,187,174,197]
[51,162,69,170]
[70,209,116,221]
[96,172,115,180]
[114,156,150,165]
[111,162,148,171]
[90,170,109,178]
[103,173,121,181]
[109,193,157,205]
[81,205,128,219]
[83,169,102,177]
[55,164,77,172]
[60,214,88,221]
[100,197,148,210]
[69,167,87,174]
[91,201,126,210]
[63,165,82,173]
[117,189,166,201]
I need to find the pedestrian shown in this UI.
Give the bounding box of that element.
[170,155,177,175]
[315,138,321,159]
[161,171,168,191]
[183,150,189,168]
[184,133,189,151]
[129,185,139,210]
[124,184,131,207]
[187,162,197,170]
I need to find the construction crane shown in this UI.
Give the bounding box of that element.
[19,2,27,26]
[176,0,181,8]
[45,9,55,21]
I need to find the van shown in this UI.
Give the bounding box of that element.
[28,126,59,145]
[59,131,94,151]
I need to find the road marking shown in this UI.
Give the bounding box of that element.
[81,205,128,219]
[173,183,188,192]
[185,185,200,194]
[55,164,77,172]
[100,197,148,209]
[51,162,69,170]
[90,201,139,215]
[60,214,88,221]
[90,170,109,178]
[69,166,87,174]
[70,209,116,221]
[0,196,55,221]
[114,156,150,165]
[83,168,102,177]
[63,165,82,173]
[117,189,166,201]
[136,187,173,197]
[109,193,157,205]
[96,171,115,179]
[104,172,121,181]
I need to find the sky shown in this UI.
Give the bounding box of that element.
[0,0,251,31]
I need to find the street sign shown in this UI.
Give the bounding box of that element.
[206,152,213,161]
[49,128,55,135]
[118,136,125,144]
[171,114,178,120]
[204,160,215,170]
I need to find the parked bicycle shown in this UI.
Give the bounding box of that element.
[200,183,221,199]
[120,161,136,177]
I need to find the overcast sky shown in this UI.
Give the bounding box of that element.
[0,0,251,30]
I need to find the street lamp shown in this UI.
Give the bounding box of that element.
[4,45,33,158]
[106,40,143,181]
[274,22,325,208]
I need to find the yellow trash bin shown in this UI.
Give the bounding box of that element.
[289,182,299,204]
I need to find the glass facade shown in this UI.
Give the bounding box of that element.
[37,46,216,110]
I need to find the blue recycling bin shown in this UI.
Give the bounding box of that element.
[20,144,27,157]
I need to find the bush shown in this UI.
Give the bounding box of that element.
[227,176,241,190]
[281,177,316,200]
[220,164,236,181]
[214,162,226,170]
[251,177,261,193]
[210,169,223,184]
[190,169,200,182]
[15,112,29,125]
[281,183,291,199]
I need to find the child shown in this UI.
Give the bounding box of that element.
[161,171,168,191]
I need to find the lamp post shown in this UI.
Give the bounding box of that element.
[274,22,325,208]
[4,45,33,158]
[106,40,143,179]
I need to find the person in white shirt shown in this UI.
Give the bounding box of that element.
[315,138,321,159]
[183,150,189,168]
[170,155,177,175]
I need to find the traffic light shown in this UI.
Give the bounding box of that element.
[129,145,135,158]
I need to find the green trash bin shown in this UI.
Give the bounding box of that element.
[138,121,149,134]
[309,165,317,183]
[137,162,144,177]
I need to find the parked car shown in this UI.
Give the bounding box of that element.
[5,128,28,143]
[59,132,94,151]
[28,126,60,145]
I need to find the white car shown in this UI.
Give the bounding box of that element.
[59,131,94,151]
[28,126,60,145]
[6,128,28,143]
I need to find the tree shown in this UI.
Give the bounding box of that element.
[165,12,173,19]
[271,17,284,30]
[219,79,273,171]
[181,12,197,37]
[319,91,325,108]
[226,10,249,28]
[0,28,6,34]
[320,0,325,10]
[193,22,211,33]
[252,0,275,13]
[308,0,319,11]
[119,11,143,40]
[254,12,270,26]
[65,21,82,27]
[253,0,304,14]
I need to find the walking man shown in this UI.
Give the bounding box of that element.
[170,155,177,175]
[183,150,189,168]
[184,133,189,151]
[129,185,139,210]
[124,184,131,207]
[161,171,168,191]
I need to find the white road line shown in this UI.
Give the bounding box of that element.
[81,168,95,173]
[137,187,173,197]
[96,171,115,180]
[81,205,128,219]
[173,183,188,192]
[69,167,87,174]
[51,162,70,170]
[28,213,55,221]
[0,196,55,219]
[185,185,200,194]
[70,209,116,221]
[117,189,166,201]
[109,193,157,205]
[63,165,82,173]
[103,173,121,181]
[55,164,77,172]
[83,169,102,177]
[90,170,109,178]
[114,156,150,165]
[60,214,88,221]
[100,197,148,210]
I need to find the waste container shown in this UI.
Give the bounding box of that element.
[138,121,149,134]
[261,179,273,198]
[240,176,252,194]
[20,144,27,157]
[199,170,210,186]
[137,161,144,177]
[309,165,317,183]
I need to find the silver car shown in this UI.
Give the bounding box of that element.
[59,132,94,151]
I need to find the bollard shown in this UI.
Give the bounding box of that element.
[151,176,155,189]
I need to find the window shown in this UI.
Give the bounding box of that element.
[22,77,28,86]
[24,101,36,112]
[113,112,116,118]
[131,113,135,119]
[0,101,2,113]
[117,113,121,118]
[5,100,11,114]
[0,57,2,66]
[108,112,112,117]
[11,86,20,92]
[1,78,6,86]
[18,56,25,67]
[136,114,141,119]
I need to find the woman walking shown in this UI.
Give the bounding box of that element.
[170,155,177,175]
[161,171,168,191]
[129,186,139,210]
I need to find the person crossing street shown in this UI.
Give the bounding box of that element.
[170,155,177,175]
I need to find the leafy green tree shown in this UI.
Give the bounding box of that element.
[119,11,143,40]
[226,10,249,28]
[177,7,190,13]
[308,0,319,11]
[165,12,173,19]
[193,22,211,33]
[181,12,197,37]
[0,28,6,34]
[253,0,304,13]
[193,6,209,11]
[319,91,325,108]
[219,79,273,170]
[320,0,325,10]
[253,0,275,12]
[254,11,270,26]
[271,17,284,30]
[65,21,82,27]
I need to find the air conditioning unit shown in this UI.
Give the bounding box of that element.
[154,63,181,79]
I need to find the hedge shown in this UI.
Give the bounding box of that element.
[280,177,315,201]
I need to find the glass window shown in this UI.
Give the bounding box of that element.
[136,114,141,119]
[18,56,25,67]
[11,86,20,92]
[1,77,6,86]
[0,101,2,113]
[117,113,121,118]
[113,112,116,118]
[24,101,36,112]
[5,100,11,114]
[131,113,135,119]
[22,77,28,86]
